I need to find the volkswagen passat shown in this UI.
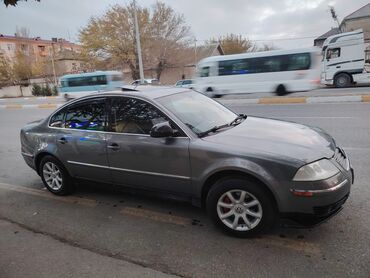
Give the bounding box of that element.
[20,88,354,237]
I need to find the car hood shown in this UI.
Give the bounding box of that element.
[203,116,336,164]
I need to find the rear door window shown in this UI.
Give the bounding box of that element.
[64,99,107,131]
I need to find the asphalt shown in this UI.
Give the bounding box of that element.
[0,102,370,277]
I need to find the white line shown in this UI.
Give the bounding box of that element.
[306,95,362,103]
[343,147,370,151]
[275,116,357,119]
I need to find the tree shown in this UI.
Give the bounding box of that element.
[13,50,32,82]
[209,34,258,55]
[0,54,13,87]
[79,1,191,80]
[208,34,277,54]
[4,0,39,6]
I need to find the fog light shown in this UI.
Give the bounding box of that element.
[291,190,313,197]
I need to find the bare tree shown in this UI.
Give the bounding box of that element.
[79,1,191,80]
[3,0,39,6]
[208,34,258,55]
[329,6,341,29]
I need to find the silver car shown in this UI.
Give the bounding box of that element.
[20,88,354,237]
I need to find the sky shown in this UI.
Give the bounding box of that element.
[0,0,369,49]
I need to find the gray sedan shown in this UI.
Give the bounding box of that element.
[20,88,354,237]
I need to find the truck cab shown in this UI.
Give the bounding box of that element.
[321,29,370,87]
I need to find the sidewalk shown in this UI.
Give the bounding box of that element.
[0,218,177,278]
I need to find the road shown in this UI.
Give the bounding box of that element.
[0,101,369,277]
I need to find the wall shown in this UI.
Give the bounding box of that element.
[342,17,370,42]
[0,85,32,98]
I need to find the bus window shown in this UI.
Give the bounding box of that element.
[219,59,249,76]
[68,75,107,87]
[287,53,311,70]
[61,80,68,87]
[200,66,210,77]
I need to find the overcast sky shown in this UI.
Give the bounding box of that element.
[0,0,368,49]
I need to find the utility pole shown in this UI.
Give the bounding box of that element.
[194,37,197,67]
[51,42,57,86]
[133,0,144,84]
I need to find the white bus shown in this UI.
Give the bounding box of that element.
[194,48,321,97]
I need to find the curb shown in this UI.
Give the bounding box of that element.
[220,95,370,105]
[0,104,62,109]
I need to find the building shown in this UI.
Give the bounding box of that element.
[0,34,83,77]
[314,28,341,47]
[341,3,370,43]
[314,3,370,47]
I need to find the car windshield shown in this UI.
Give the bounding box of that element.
[157,91,237,136]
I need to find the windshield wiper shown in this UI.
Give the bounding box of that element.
[229,114,247,126]
[198,114,247,138]
[198,123,231,138]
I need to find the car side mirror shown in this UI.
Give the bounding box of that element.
[150,121,174,138]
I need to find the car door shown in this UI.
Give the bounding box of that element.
[53,97,111,183]
[105,96,192,195]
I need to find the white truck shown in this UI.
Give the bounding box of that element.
[321,29,370,87]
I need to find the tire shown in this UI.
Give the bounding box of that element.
[206,176,277,237]
[334,73,351,88]
[205,87,216,98]
[39,155,74,195]
[275,84,287,96]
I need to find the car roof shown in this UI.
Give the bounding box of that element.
[73,86,192,102]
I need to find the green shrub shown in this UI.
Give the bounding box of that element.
[42,84,52,96]
[52,85,58,96]
[31,84,42,96]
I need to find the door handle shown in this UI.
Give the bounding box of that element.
[336,66,341,68]
[58,137,67,144]
[107,143,120,150]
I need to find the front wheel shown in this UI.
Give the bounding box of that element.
[334,73,351,88]
[206,177,277,237]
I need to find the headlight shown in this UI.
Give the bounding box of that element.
[293,159,339,181]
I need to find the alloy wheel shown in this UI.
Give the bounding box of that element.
[43,162,63,191]
[216,189,263,231]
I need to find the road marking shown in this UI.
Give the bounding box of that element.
[38,104,58,109]
[273,116,356,119]
[259,235,321,255]
[121,207,191,226]
[307,95,362,103]
[362,95,370,102]
[5,104,22,109]
[0,182,97,207]
[259,97,306,104]
[343,147,370,151]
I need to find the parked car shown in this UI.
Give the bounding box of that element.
[131,78,159,86]
[174,79,194,88]
[20,88,353,237]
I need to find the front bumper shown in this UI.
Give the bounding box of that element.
[279,147,354,228]
[281,193,349,227]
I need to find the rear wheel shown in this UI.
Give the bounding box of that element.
[206,176,277,237]
[334,73,351,88]
[275,84,287,96]
[40,155,74,195]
